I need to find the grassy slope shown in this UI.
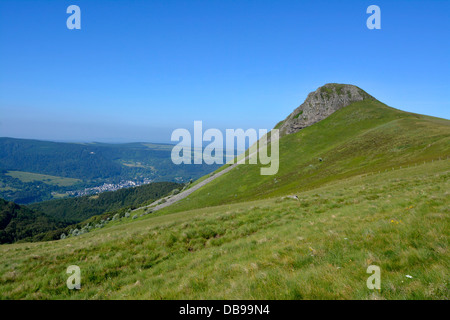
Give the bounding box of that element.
[0,199,66,244]
[0,100,448,299]
[5,171,81,187]
[162,100,449,214]
[0,160,448,299]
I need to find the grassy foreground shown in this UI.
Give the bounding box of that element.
[0,159,448,299]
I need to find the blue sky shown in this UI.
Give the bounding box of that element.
[0,0,449,143]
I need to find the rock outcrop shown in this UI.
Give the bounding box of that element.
[276,83,374,136]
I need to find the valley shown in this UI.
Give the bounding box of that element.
[0,139,221,204]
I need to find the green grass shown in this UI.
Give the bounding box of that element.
[320,83,349,98]
[294,110,303,119]
[0,100,448,299]
[163,100,449,214]
[0,160,448,299]
[0,186,18,192]
[5,171,81,187]
[51,192,69,199]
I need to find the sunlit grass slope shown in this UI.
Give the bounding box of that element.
[164,100,449,214]
[0,99,448,299]
[0,160,448,299]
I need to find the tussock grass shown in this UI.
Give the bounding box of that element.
[0,160,448,299]
[1,100,448,299]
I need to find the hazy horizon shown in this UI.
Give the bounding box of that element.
[1,0,449,143]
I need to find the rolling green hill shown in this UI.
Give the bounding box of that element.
[0,198,67,244]
[0,84,448,299]
[162,97,449,214]
[0,182,182,244]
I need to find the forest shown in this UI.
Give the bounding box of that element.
[0,181,182,244]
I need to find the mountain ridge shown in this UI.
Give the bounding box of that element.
[157,85,449,214]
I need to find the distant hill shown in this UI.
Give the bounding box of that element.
[0,198,66,244]
[28,181,182,223]
[0,138,220,204]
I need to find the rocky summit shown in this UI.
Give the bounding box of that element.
[276,83,375,136]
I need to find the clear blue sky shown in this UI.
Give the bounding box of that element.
[0,0,449,143]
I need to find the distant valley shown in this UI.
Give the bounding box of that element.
[0,181,182,244]
[0,138,220,204]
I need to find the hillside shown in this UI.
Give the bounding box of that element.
[0,198,67,244]
[276,83,375,136]
[161,85,449,214]
[0,160,448,299]
[28,182,182,223]
[0,139,220,204]
[0,182,182,244]
[0,84,448,299]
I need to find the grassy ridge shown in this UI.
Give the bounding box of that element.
[0,160,448,299]
[0,100,448,299]
[162,100,449,214]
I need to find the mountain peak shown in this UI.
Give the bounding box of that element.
[276,83,375,136]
